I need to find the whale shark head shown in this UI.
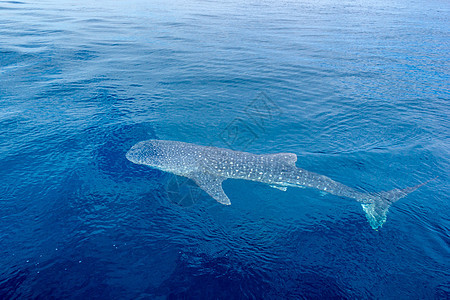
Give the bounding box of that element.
[126,140,199,174]
[126,140,158,165]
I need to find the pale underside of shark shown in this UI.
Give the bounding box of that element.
[126,139,430,229]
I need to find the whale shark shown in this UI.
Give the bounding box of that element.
[126,139,430,229]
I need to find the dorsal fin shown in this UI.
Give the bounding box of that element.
[267,153,297,166]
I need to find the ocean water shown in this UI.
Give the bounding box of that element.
[1,0,449,298]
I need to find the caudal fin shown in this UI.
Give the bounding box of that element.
[361,178,436,230]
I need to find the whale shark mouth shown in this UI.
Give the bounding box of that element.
[126,141,158,165]
[125,146,142,164]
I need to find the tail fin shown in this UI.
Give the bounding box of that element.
[361,178,436,230]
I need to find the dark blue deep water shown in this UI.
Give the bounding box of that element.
[1,0,449,298]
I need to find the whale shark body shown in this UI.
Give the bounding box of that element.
[126,139,429,229]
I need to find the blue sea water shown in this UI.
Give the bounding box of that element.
[1,0,449,298]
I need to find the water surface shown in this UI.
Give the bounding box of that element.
[0,0,449,298]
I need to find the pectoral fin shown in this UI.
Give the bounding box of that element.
[188,172,231,205]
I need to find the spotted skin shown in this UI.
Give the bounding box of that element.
[126,140,430,229]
